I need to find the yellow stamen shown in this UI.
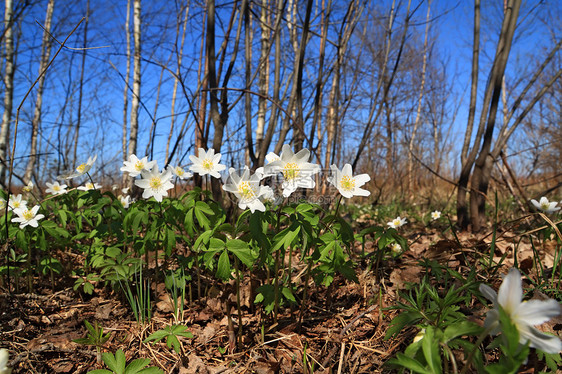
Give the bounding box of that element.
[238,182,255,200]
[340,175,355,191]
[76,164,86,173]
[150,177,162,190]
[22,210,34,220]
[282,162,300,181]
[202,159,214,171]
[135,161,145,171]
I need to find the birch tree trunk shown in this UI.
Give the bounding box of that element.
[73,0,89,167]
[0,0,15,186]
[254,0,270,162]
[165,1,190,164]
[23,0,54,185]
[121,0,131,186]
[407,0,431,197]
[128,0,141,160]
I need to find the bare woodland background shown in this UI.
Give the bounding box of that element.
[0,0,560,231]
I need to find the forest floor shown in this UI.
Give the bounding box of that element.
[1,218,562,373]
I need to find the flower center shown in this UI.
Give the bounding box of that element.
[135,161,145,171]
[393,219,401,226]
[53,185,61,191]
[238,182,255,200]
[150,177,162,190]
[12,201,20,208]
[22,210,34,220]
[282,162,300,181]
[202,159,214,171]
[176,167,184,176]
[76,164,86,173]
[541,202,549,210]
[340,176,355,191]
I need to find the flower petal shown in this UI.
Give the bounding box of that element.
[479,284,498,304]
[497,268,523,314]
[519,325,562,354]
[515,299,561,326]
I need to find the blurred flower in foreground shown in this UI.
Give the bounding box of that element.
[390,242,402,255]
[530,196,560,214]
[59,155,97,180]
[121,154,156,178]
[169,165,192,180]
[45,181,68,195]
[431,210,441,220]
[11,205,44,229]
[223,167,267,213]
[23,181,33,192]
[78,182,102,191]
[479,268,562,353]
[0,198,5,210]
[387,216,407,229]
[119,195,131,208]
[8,194,27,211]
[189,148,226,179]
[135,163,174,202]
[264,144,320,198]
[328,163,370,198]
[0,348,12,374]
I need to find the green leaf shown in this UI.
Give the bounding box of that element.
[387,353,433,374]
[124,358,150,374]
[443,321,482,343]
[226,239,255,267]
[216,250,231,281]
[421,327,441,374]
[86,370,113,374]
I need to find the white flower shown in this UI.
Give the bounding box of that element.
[531,197,560,214]
[122,187,130,195]
[11,205,45,229]
[263,144,320,198]
[23,181,33,192]
[387,216,407,229]
[413,329,425,343]
[0,197,6,210]
[328,164,370,199]
[479,268,562,353]
[121,154,156,178]
[45,181,68,195]
[78,182,102,191]
[223,167,267,213]
[390,242,402,254]
[0,348,12,374]
[59,155,97,179]
[260,185,276,203]
[169,165,192,180]
[119,195,131,208]
[134,163,174,202]
[431,210,441,220]
[189,148,226,179]
[8,194,27,211]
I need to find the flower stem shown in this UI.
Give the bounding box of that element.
[459,326,493,374]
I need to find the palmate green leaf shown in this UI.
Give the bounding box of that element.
[102,349,126,374]
[226,239,255,267]
[216,250,231,281]
[385,311,423,340]
[123,358,151,374]
[87,370,113,374]
[387,353,433,374]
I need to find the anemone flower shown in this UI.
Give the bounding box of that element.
[134,163,174,202]
[223,167,267,213]
[121,154,156,178]
[328,164,370,199]
[530,197,560,214]
[189,148,226,179]
[263,144,320,198]
[479,268,562,353]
